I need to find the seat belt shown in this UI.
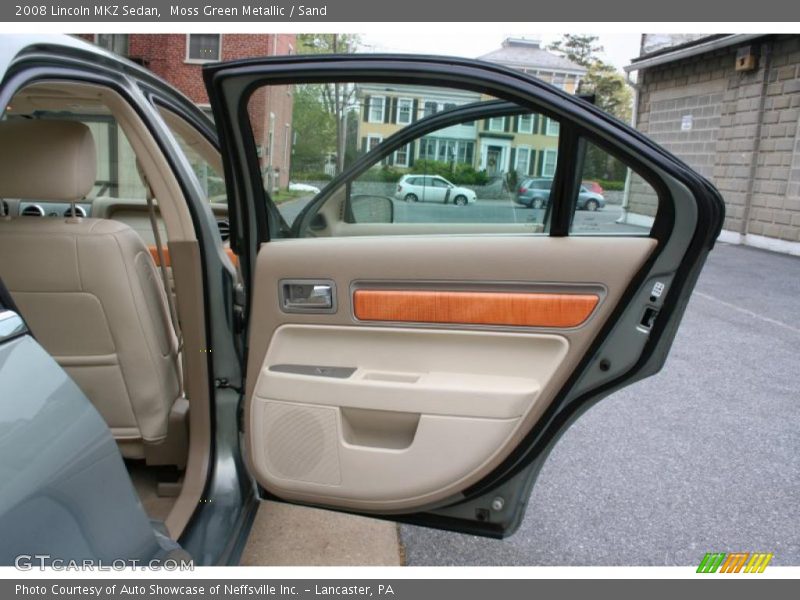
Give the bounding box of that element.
[138,167,186,397]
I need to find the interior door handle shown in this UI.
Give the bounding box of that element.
[281,280,336,313]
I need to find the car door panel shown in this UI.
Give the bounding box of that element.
[243,235,656,512]
[204,55,723,535]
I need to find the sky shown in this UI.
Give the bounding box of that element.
[357,31,642,72]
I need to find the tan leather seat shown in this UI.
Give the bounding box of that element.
[0,119,181,457]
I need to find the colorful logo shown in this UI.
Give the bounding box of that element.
[697,552,773,573]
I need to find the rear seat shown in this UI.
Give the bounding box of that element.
[0,119,184,460]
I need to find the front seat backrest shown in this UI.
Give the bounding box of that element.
[0,119,180,456]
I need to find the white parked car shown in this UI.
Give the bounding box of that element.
[288,181,321,194]
[395,174,477,206]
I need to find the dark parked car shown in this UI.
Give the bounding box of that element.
[0,35,724,566]
[516,177,553,209]
[517,177,606,210]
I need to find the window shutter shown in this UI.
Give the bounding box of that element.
[386,152,394,166]
[509,148,516,172]
[361,137,367,153]
[412,99,419,122]
[504,117,511,133]
[384,97,391,124]
[528,150,536,176]
[408,140,416,167]
[391,98,398,124]
[513,116,519,133]
[536,151,544,176]
[483,118,490,130]
[363,96,371,122]
[532,114,539,134]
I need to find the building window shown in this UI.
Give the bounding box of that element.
[545,118,560,137]
[516,147,530,174]
[517,114,534,134]
[397,98,413,125]
[418,138,473,165]
[394,144,409,167]
[457,141,475,165]
[552,74,566,90]
[366,135,383,151]
[368,96,385,123]
[542,148,558,177]
[187,34,221,63]
[95,34,129,56]
[437,140,454,162]
[419,137,436,160]
[488,117,505,132]
[423,101,438,118]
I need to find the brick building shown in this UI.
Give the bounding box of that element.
[80,34,296,188]
[624,34,800,256]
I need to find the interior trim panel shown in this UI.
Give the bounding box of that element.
[353,289,599,328]
[251,324,566,505]
[245,235,658,512]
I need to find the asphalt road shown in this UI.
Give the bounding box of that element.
[399,242,800,565]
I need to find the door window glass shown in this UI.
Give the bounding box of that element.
[156,108,227,203]
[247,82,564,236]
[569,139,656,235]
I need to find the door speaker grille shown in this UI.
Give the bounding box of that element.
[264,402,341,485]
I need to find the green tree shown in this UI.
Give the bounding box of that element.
[547,34,604,69]
[290,85,336,175]
[548,35,633,182]
[582,60,633,123]
[547,34,632,122]
[297,34,361,174]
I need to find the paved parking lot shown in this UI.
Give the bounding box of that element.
[400,243,800,565]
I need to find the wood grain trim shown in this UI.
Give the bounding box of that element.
[148,245,172,267]
[149,245,238,267]
[353,289,599,328]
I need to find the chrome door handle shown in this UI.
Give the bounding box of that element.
[281,280,336,313]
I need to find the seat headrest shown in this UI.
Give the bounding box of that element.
[0,119,96,201]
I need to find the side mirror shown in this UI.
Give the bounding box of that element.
[349,194,394,224]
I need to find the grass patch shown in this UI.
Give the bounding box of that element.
[270,189,309,204]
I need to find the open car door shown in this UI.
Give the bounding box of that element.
[204,55,724,537]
